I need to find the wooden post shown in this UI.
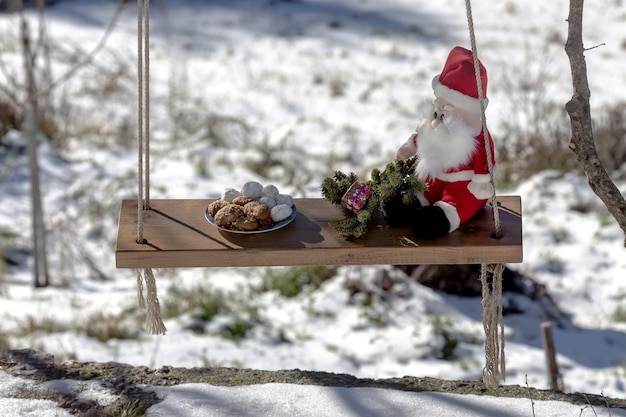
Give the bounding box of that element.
[541,321,562,390]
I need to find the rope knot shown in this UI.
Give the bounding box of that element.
[485,263,505,275]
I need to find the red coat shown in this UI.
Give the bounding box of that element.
[407,131,495,232]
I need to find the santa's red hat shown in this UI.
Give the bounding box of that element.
[432,46,488,114]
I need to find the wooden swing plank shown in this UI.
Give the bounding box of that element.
[115,197,522,269]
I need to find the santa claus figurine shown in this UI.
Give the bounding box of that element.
[385,46,495,239]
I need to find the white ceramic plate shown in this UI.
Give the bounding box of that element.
[205,205,297,234]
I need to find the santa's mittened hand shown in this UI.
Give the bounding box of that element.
[396,134,418,160]
[410,206,450,239]
[381,192,420,227]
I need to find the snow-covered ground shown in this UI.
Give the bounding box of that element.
[2,368,625,417]
[1,0,626,412]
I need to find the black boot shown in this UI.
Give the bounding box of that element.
[381,191,421,227]
[410,206,450,239]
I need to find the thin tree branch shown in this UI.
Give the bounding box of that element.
[38,0,127,97]
[565,0,626,247]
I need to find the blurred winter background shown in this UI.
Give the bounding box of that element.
[1,0,626,402]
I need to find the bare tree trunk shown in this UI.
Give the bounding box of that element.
[20,6,49,287]
[565,0,626,247]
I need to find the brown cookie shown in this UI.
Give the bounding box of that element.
[214,204,244,227]
[232,216,259,231]
[258,216,273,228]
[243,201,271,221]
[232,196,255,206]
[207,199,229,217]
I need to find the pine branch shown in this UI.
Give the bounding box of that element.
[321,156,425,239]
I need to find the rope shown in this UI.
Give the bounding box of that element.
[137,0,151,217]
[464,0,505,388]
[135,0,166,335]
[143,0,151,207]
[479,263,506,388]
[143,268,167,334]
[135,268,145,309]
[464,0,501,239]
[136,0,144,243]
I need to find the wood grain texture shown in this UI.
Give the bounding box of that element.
[116,197,522,268]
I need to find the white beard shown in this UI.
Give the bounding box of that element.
[414,115,478,181]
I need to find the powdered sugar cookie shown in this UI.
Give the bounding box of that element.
[221,188,241,203]
[241,181,263,199]
[271,203,293,223]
